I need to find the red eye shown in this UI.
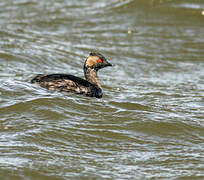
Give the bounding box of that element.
[97,59,102,63]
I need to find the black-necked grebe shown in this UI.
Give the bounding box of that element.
[31,52,112,98]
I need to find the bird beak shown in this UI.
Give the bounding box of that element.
[104,61,112,67]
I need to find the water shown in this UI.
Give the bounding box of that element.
[0,0,204,179]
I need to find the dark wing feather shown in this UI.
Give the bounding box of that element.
[31,74,102,98]
[39,74,92,87]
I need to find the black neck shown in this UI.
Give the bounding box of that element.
[84,66,101,89]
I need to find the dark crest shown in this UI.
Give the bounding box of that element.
[89,52,107,61]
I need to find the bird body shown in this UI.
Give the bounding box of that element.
[31,52,112,98]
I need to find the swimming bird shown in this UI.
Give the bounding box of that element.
[31,52,112,98]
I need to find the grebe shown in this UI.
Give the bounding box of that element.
[31,52,112,98]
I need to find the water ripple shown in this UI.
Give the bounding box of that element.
[0,0,204,179]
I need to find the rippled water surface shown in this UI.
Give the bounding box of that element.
[0,0,204,179]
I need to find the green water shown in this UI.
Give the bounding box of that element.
[0,0,204,179]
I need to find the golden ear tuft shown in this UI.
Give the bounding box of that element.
[86,56,98,66]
